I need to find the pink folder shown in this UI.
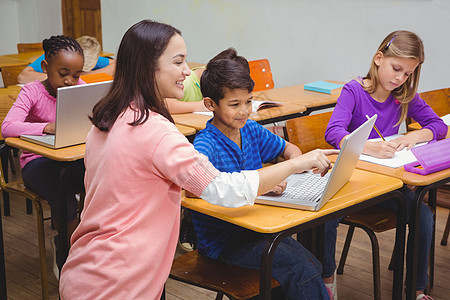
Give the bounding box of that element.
[404,138,450,175]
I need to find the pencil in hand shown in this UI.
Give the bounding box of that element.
[366,115,385,141]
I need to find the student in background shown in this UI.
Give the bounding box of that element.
[59,19,337,299]
[1,35,86,280]
[17,36,115,84]
[192,57,338,299]
[324,30,447,300]
[165,47,245,114]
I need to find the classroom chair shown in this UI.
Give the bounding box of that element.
[17,42,43,53]
[169,249,280,300]
[80,72,113,84]
[1,64,27,87]
[0,94,23,216]
[0,144,49,300]
[285,111,398,300]
[407,88,449,130]
[248,59,274,92]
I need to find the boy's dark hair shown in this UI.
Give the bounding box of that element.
[200,59,255,104]
[91,20,180,131]
[210,48,250,73]
[42,35,84,61]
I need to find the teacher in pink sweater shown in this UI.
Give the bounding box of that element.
[59,20,337,299]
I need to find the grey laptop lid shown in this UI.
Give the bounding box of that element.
[20,80,112,148]
[255,114,377,211]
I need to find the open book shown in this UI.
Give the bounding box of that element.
[252,100,282,112]
[194,100,282,117]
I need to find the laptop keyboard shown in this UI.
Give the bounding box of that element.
[282,172,330,203]
[40,135,55,144]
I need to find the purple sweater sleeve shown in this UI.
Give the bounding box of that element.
[325,82,358,149]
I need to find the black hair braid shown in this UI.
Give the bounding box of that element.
[42,35,84,60]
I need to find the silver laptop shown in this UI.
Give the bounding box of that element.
[20,81,112,149]
[256,114,377,211]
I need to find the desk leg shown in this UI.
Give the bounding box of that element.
[259,232,286,300]
[57,163,71,276]
[0,148,10,217]
[427,188,437,290]
[392,190,406,300]
[0,204,6,300]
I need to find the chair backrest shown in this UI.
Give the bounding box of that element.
[0,95,17,140]
[1,64,27,87]
[80,72,113,84]
[407,88,450,127]
[17,42,43,53]
[285,111,334,153]
[419,88,450,117]
[248,59,274,92]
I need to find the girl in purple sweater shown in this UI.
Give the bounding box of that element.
[323,30,447,300]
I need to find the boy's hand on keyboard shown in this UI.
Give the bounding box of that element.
[294,149,339,177]
[266,180,287,195]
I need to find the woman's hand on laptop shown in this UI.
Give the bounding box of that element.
[43,122,56,134]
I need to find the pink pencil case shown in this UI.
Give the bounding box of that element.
[404,138,450,175]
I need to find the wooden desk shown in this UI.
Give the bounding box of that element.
[183,168,406,299]
[0,51,114,69]
[0,85,21,96]
[4,137,84,286]
[253,80,344,115]
[330,140,450,299]
[173,102,307,131]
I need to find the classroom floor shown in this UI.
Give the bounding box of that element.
[1,157,449,300]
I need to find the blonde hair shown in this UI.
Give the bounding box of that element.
[364,30,424,126]
[76,36,101,72]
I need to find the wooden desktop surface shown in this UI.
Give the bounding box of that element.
[173,102,306,131]
[4,124,196,158]
[0,51,114,68]
[5,137,85,161]
[253,80,344,109]
[0,85,21,96]
[182,168,403,233]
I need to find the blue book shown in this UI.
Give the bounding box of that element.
[304,81,344,94]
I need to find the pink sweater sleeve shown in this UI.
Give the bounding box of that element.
[1,83,52,137]
[152,130,219,197]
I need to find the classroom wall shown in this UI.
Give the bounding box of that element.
[101,0,450,93]
[1,1,448,92]
[0,0,61,54]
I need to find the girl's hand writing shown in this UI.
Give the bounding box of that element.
[43,122,56,134]
[363,141,397,158]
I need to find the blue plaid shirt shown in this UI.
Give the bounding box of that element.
[192,119,286,259]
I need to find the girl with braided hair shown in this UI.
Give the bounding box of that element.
[2,35,86,280]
